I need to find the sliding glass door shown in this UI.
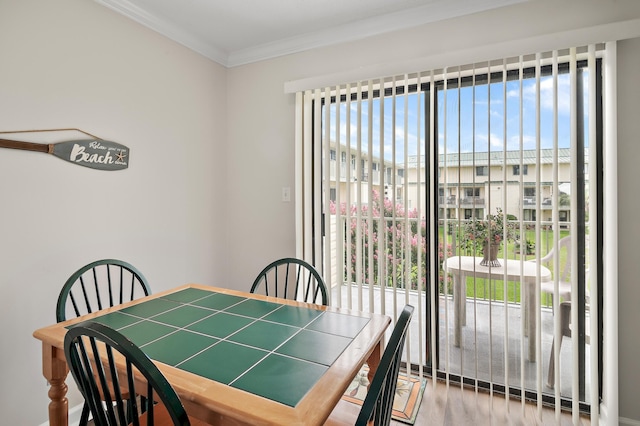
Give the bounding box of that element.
[299,45,602,415]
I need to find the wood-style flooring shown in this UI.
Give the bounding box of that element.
[404,380,592,425]
[331,378,592,425]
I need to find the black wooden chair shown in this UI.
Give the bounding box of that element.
[64,321,207,426]
[250,257,328,305]
[56,259,151,425]
[326,304,415,426]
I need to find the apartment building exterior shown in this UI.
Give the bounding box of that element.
[327,142,574,226]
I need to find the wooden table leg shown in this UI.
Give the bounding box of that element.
[366,340,383,386]
[42,343,69,426]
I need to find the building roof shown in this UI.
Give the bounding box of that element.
[436,148,575,167]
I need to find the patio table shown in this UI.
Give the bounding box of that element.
[444,256,551,362]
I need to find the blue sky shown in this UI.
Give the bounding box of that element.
[326,72,588,163]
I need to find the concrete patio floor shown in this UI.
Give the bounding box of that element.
[331,284,592,404]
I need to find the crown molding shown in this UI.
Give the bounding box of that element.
[94,0,526,68]
[94,0,230,66]
[227,0,527,67]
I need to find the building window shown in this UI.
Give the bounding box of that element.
[524,209,537,221]
[513,165,528,175]
[329,187,336,202]
[476,166,488,176]
[330,149,336,161]
[465,188,480,197]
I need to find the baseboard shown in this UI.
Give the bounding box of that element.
[38,403,85,426]
[620,417,640,426]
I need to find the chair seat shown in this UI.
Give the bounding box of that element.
[540,280,572,300]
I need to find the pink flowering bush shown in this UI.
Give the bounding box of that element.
[330,189,451,291]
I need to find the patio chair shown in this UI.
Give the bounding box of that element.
[546,299,591,388]
[326,305,415,426]
[250,257,328,305]
[56,259,151,425]
[64,321,208,425]
[534,236,573,308]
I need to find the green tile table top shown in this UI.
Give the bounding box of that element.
[76,287,371,407]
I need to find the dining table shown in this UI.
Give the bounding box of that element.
[33,283,391,426]
[443,256,551,362]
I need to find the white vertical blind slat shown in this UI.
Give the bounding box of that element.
[415,72,424,375]
[322,87,333,303]
[517,56,527,411]
[355,82,363,311]
[310,89,322,267]
[328,85,340,304]
[378,78,387,316]
[550,49,563,421]
[500,58,510,411]
[345,84,353,310]
[294,91,306,261]
[442,69,451,386]
[532,51,544,418]
[366,82,375,314]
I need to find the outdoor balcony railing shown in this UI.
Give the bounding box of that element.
[459,196,485,206]
[327,161,404,185]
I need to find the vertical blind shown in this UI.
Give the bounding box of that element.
[294,44,605,424]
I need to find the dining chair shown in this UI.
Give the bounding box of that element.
[64,321,209,426]
[56,259,151,323]
[250,257,329,305]
[326,304,415,426]
[56,259,151,425]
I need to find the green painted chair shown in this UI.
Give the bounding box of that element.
[326,304,415,426]
[64,321,207,426]
[250,257,329,305]
[56,259,151,323]
[356,304,414,426]
[56,259,151,425]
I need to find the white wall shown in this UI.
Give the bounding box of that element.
[225,0,640,423]
[616,36,640,425]
[0,1,227,424]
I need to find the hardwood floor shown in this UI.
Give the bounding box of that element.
[395,379,591,426]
